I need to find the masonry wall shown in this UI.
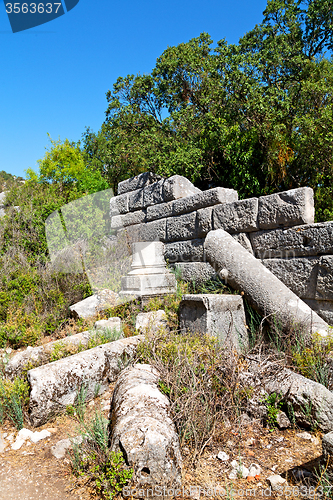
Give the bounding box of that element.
[110,172,333,325]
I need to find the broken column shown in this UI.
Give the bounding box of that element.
[108,364,182,498]
[179,294,248,352]
[204,229,330,337]
[120,241,176,297]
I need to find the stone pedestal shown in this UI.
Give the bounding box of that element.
[120,242,176,297]
[179,294,248,352]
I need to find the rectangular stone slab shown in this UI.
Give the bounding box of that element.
[117,172,163,195]
[166,212,198,242]
[316,256,333,300]
[213,198,259,233]
[258,187,314,230]
[28,336,143,427]
[250,222,333,259]
[164,239,205,263]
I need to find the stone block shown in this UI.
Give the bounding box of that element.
[197,207,213,238]
[262,257,319,299]
[135,310,169,334]
[172,187,238,215]
[172,262,216,285]
[142,180,165,207]
[109,364,182,496]
[110,214,124,230]
[163,175,201,201]
[128,188,144,211]
[316,256,333,300]
[232,233,254,254]
[69,290,119,319]
[166,212,198,242]
[164,239,205,263]
[117,172,163,195]
[146,201,174,221]
[140,218,166,242]
[250,222,333,259]
[179,294,248,352]
[122,210,146,227]
[258,187,314,230]
[213,198,259,233]
[303,299,333,326]
[110,193,129,216]
[204,229,330,338]
[28,336,143,427]
[94,317,122,331]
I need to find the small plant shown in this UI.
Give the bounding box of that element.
[68,409,133,499]
[263,392,283,430]
[75,382,89,422]
[0,376,30,429]
[87,327,123,349]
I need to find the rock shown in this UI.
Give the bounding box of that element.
[258,187,314,230]
[30,430,51,443]
[28,336,143,427]
[248,464,261,477]
[118,172,163,195]
[164,239,205,263]
[296,431,312,440]
[267,474,286,491]
[213,198,259,233]
[163,175,201,202]
[109,364,182,497]
[262,257,319,299]
[303,299,333,325]
[276,411,291,429]
[322,432,333,475]
[316,256,333,300]
[94,317,122,332]
[51,436,83,459]
[246,359,333,432]
[204,229,330,338]
[171,262,216,285]
[179,294,248,352]
[232,232,254,254]
[110,192,129,216]
[196,207,213,237]
[69,289,118,319]
[146,201,174,222]
[166,212,198,242]
[217,451,230,461]
[229,463,249,479]
[250,222,333,259]
[139,218,167,242]
[135,310,169,334]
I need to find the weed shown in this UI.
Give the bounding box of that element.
[68,409,133,499]
[262,392,283,430]
[0,377,30,429]
[75,382,89,422]
[87,327,123,349]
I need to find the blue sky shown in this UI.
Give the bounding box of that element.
[0,0,268,178]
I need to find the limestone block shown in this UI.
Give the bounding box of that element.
[28,336,143,427]
[179,294,248,352]
[204,229,330,338]
[250,222,333,259]
[140,218,166,242]
[110,193,129,216]
[112,210,147,229]
[197,207,213,238]
[142,180,165,207]
[163,175,201,201]
[117,172,163,195]
[69,290,118,319]
[146,201,174,222]
[172,187,238,215]
[213,198,259,233]
[258,187,314,230]
[316,256,333,300]
[94,317,122,331]
[128,188,144,212]
[262,257,319,299]
[109,364,182,497]
[135,310,169,334]
[110,214,124,230]
[119,224,141,247]
[232,233,254,254]
[164,238,205,263]
[303,299,333,326]
[166,212,197,242]
[172,262,216,285]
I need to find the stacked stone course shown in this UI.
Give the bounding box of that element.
[110,172,333,324]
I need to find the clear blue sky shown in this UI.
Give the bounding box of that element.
[0,0,268,178]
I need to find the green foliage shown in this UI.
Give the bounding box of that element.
[84,0,333,218]
[87,327,124,349]
[69,410,133,499]
[0,377,30,429]
[263,392,283,430]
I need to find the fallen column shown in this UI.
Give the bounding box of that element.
[108,364,182,499]
[204,229,330,337]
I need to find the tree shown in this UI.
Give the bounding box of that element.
[82,0,333,219]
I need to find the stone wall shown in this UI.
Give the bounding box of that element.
[110,172,333,324]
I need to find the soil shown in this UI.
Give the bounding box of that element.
[0,386,326,500]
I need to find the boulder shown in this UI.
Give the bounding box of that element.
[135,310,169,334]
[108,364,182,498]
[69,289,118,319]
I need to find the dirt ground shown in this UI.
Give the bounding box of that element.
[0,384,327,500]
